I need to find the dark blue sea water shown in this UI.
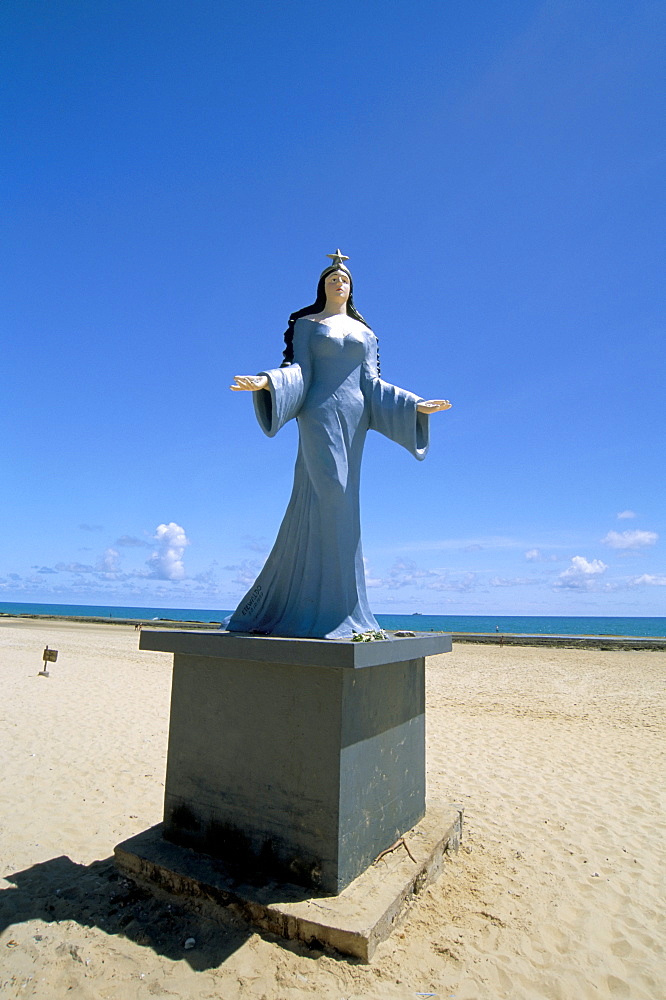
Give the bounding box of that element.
[1,602,665,637]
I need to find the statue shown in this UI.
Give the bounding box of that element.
[225,251,451,639]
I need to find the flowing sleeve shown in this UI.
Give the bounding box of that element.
[253,318,312,437]
[361,332,430,461]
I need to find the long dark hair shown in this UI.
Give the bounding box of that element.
[280,266,375,367]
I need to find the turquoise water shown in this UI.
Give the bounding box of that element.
[1,602,665,637]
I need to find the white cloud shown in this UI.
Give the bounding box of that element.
[55,560,95,574]
[391,536,522,554]
[44,525,191,584]
[365,559,478,593]
[99,548,120,575]
[629,574,666,587]
[54,548,127,581]
[554,556,608,591]
[147,522,190,580]
[116,535,151,548]
[223,559,264,589]
[601,530,658,550]
[384,559,438,589]
[489,576,534,587]
[363,557,383,588]
[525,548,557,563]
[427,572,477,593]
[242,534,270,554]
[191,568,219,588]
[617,510,636,520]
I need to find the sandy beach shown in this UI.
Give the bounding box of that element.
[1,620,664,999]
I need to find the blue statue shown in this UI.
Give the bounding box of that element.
[226,251,450,639]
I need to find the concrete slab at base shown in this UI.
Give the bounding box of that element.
[115,803,462,962]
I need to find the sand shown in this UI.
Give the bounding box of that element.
[1,620,664,999]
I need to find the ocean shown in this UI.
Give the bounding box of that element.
[1,601,665,637]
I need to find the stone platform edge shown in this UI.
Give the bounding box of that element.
[114,802,463,962]
[138,628,452,668]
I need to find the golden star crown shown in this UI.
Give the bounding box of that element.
[321,248,351,279]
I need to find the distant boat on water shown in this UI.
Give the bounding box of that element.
[411,612,422,616]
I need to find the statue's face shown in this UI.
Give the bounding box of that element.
[324,270,351,306]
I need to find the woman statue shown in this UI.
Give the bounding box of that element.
[226,251,451,639]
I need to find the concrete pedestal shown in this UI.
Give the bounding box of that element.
[115,803,463,961]
[138,630,451,895]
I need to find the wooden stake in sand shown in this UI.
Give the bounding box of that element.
[38,645,58,677]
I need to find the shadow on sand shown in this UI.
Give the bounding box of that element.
[0,853,254,971]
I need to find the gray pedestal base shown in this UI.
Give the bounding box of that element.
[115,803,463,961]
[138,630,451,894]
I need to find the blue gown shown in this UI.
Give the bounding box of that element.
[226,317,430,639]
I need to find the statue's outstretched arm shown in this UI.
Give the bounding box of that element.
[230,375,269,391]
[416,399,452,413]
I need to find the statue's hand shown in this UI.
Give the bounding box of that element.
[416,399,452,413]
[231,375,269,392]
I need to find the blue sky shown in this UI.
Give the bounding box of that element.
[2,0,664,616]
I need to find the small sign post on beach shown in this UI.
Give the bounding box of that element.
[38,646,58,677]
